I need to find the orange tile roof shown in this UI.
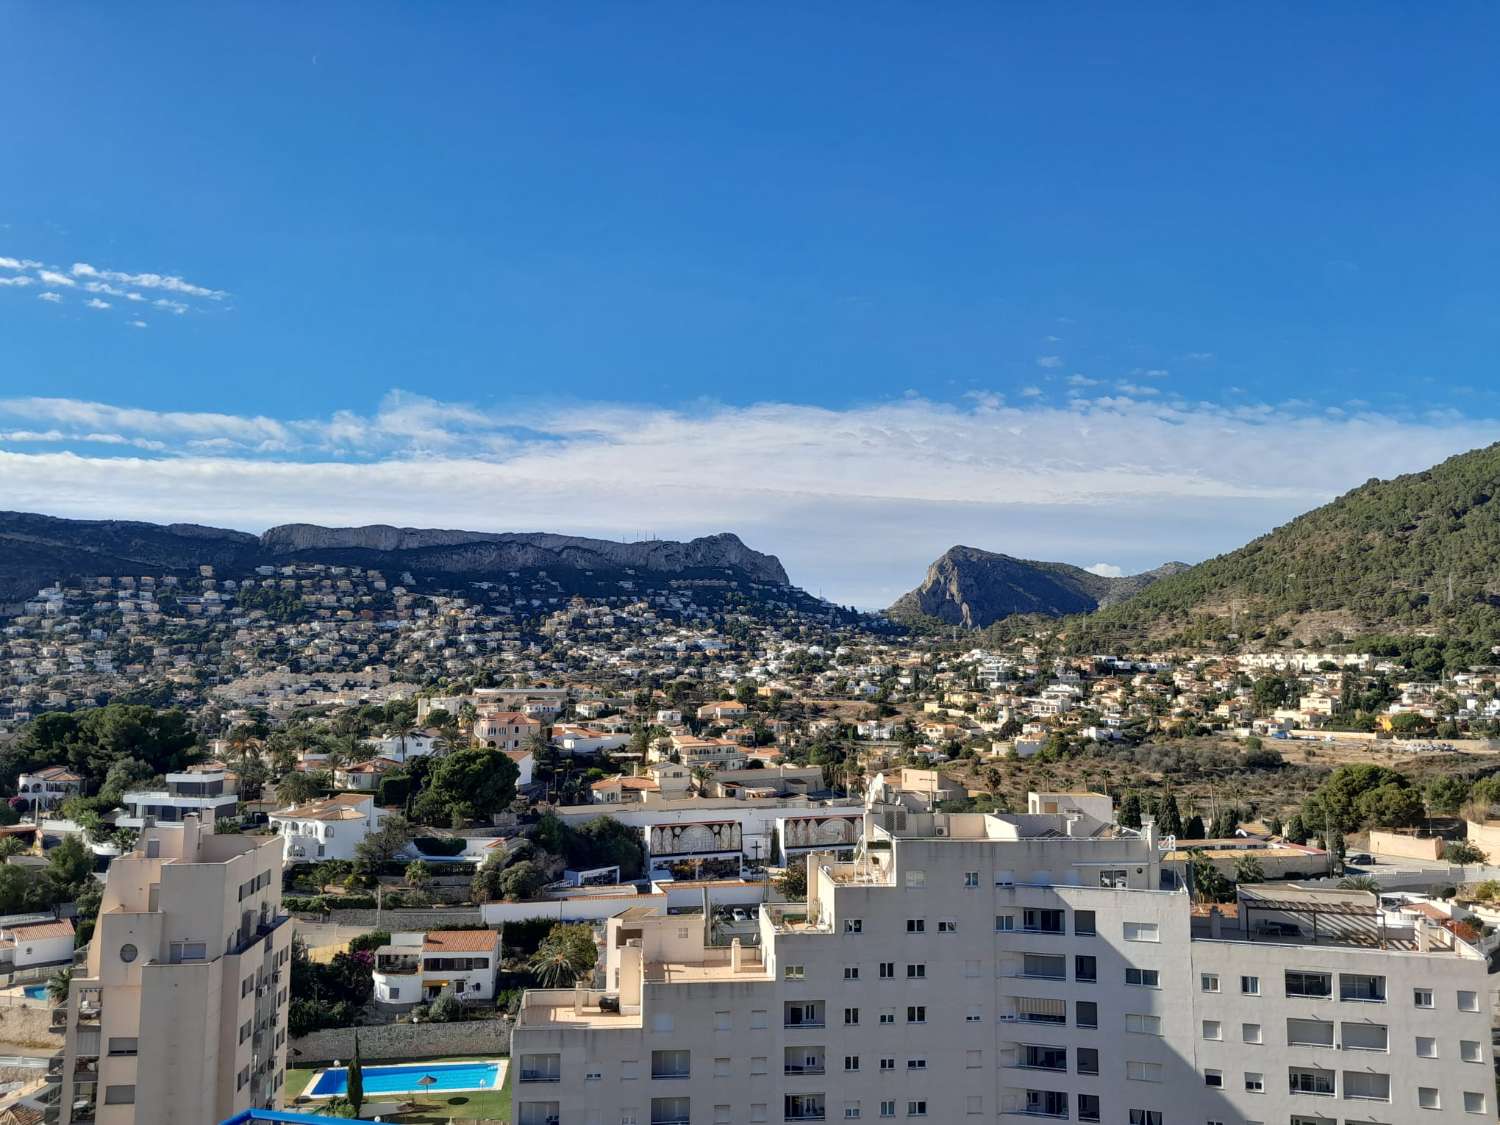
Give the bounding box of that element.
[5,919,74,941]
[423,929,500,953]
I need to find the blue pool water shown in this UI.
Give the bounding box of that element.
[22,986,47,1001]
[309,1061,500,1097]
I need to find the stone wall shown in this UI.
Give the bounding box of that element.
[0,1003,61,1051]
[1368,829,1445,862]
[289,1016,513,1065]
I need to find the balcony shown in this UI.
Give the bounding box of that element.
[784,1063,826,1076]
[519,1070,562,1083]
[650,1070,692,1081]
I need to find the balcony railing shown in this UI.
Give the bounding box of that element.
[784,1020,825,1029]
[785,1114,826,1122]
[784,1063,825,1075]
[519,1071,562,1083]
[651,1071,692,1081]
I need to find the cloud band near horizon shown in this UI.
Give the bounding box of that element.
[0,391,1493,607]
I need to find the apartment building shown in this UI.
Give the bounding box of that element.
[52,815,292,1125]
[509,805,1494,1125]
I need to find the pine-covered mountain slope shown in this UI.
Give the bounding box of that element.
[1068,442,1500,647]
[888,545,1186,627]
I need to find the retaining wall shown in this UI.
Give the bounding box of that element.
[289,1016,513,1065]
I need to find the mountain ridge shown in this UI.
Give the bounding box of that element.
[889,545,1187,627]
[0,511,791,606]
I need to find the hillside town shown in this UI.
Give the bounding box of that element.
[0,558,1498,1124]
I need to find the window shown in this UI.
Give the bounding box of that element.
[1464,1091,1486,1114]
[1022,1045,1066,1071]
[905,1058,926,1071]
[1125,1013,1161,1035]
[1074,955,1097,982]
[879,962,894,979]
[1244,1072,1264,1092]
[1342,1071,1390,1101]
[1024,953,1066,980]
[906,1101,926,1118]
[906,1006,925,1024]
[1242,1022,1262,1043]
[1123,921,1158,942]
[1287,1018,1335,1047]
[651,1049,691,1079]
[879,1058,895,1072]
[879,1102,895,1119]
[1241,974,1260,995]
[937,920,957,933]
[1288,1067,1335,1095]
[965,1005,982,1023]
[844,966,860,980]
[1285,970,1332,998]
[845,919,863,933]
[1418,1087,1440,1110]
[963,871,979,887]
[107,1037,138,1056]
[1127,1060,1163,1082]
[1415,1036,1437,1058]
[1340,1022,1387,1052]
[1075,1001,1098,1029]
[713,1058,731,1077]
[622,1060,640,1080]
[1202,1020,1222,1040]
[750,1057,767,1076]
[1413,988,1434,1008]
[1200,972,1220,992]
[906,918,925,933]
[1078,1095,1100,1123]
[104,1086,135,1105]
[1024,1091,1067,1118]
[715,1108,731,1125]
[844,1056,859,1071]
[1339,973,1386,1002]
[1100,869,1128,887]
[1076,1047,1098,1076]
[995,914,1015,932]
[844,1104,861,1120]
[1024,908,1064,934]
[906,963,925,978]
[1204,1069,1223,1088]
[879,1009,895,1024]
[1460,1039,1482,1063]
[1074,909,1096,935]
[751,1108,767,1124]
[1458,989,1479,1012]
[965,1096,981,1115]
[844,1007,860,1025]
[1125,967,1160,988]
[169,941,206,963]
[784,965,805,980]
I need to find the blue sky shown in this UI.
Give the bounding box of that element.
[3,4,1499,604]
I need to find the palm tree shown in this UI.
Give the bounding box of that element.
[1337,875,1381,893]
[46,967,72,1006]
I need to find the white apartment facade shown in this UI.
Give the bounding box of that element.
[510,808,1494,1125]
[52,815,292,1125]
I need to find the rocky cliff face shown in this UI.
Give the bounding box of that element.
[0,511,792,606]
[889,546,1187,628]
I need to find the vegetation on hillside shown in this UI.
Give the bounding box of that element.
[1066,442,1500,660]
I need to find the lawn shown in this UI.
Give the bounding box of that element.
[284,1055,511,1123]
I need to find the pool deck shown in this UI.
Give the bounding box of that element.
[299,1057,507,1101]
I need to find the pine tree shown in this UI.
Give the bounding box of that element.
[1117,792,1142,829]
[1159,790,1184,837]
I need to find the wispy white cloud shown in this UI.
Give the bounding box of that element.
[37,270,76,288]
[0,257,40,271]
[1067,374,1099,387]
[0,276,33,288]
[0,390,1495,603]
[1084,563,1124,578]
[70,261,226,300]
[1035,355,1064,369]
[37,292,62,304]
[85,298,111,310]
[129,320,148,329]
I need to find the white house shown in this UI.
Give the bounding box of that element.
[15,766,82,811]
[551,724,631,756]
[268,792,386,863]
[333,757,402,792]
[371,929,502,1006]
[117,768,239,828]
[361,729,446,762]
[0,916,74,974]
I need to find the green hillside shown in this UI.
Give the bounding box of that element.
[1067,442,1500,656]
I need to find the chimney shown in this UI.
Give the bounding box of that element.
[1208,906,1223,939]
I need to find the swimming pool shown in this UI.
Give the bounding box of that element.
[306,1060,503,1097]
[22,985,47,1001]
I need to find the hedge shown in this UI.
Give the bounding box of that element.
[282,893,378,913]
